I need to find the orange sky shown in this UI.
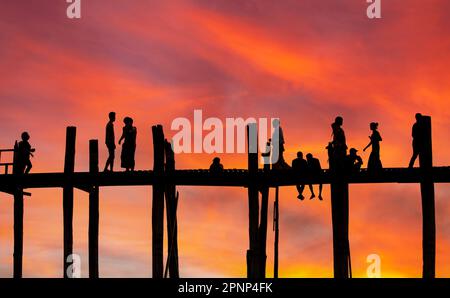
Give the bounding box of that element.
[0,0,449,277]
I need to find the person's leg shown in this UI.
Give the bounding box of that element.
[309,184,315,199]
[104,148,112,171]
[409,149,419,168]
[318,184,323,200]
[296,185,305,200]
[109,148,115,171]
[25,160,32,174]
[409,152,418,168]
[104,158,110,172]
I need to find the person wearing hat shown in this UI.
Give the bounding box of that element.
[363,122,383,172]
[346,148,363,173]
[17,131,35,174]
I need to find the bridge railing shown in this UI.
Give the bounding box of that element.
[0,148,14,174]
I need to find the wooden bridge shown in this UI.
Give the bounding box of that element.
[0,115,448,278]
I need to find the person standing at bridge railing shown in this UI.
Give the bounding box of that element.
[329,116,347,172]
[17,131,35,174]
[408,113,423,168]
[103,112,116,172]
[271,119,290,169]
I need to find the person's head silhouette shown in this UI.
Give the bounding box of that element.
[334,116,343,127]
[21,132,30,141]
[306,153,313,160]
[415,113,422,121]
[370,122,378,130]
[109,112,116,122]
[213,157,220,164]
[124,117,133,126]
[297,151,303,159]
[349,148,358,156]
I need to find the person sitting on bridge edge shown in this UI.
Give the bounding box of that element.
[292,151,308,200]
[17,131,35,174]
[104,111,116,172]
[209,157,224,173]
[345,148,363,174]
[306,153,323,200]
[408,113,423,168]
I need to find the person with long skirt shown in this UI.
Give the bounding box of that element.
[363,122,383,172]
[119,117,137,171]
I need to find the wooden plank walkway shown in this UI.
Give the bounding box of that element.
[0,167,449,189]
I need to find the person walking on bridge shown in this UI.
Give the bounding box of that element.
[104,112,116,172]
[408,113,423,168]
[363,122,383,172]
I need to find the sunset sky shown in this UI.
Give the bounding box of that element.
[0,0,449,277]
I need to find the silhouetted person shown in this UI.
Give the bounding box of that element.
[408,113,423,168]
[17,132,35,174]
[345,148,363,174]
[363,122,383,172]
[119,117,137,171]
[262,138,271,171]
[272,119,290,169]
[306,153,323,200]
[330,116,347,171]
[292,151,308,200]
[209,157,224,172]
[104,112,116,172]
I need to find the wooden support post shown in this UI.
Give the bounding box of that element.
[246,123,259,278]
[12,142,23,278]
[258,186,269,278]
[88,140,99,278]
[273,186,279,278]
[419,116,435,278]
[63,126,76,278]
[328,141,351,279]
[164,140,179,278]
[330,167,350,278]
[152,125,165,278]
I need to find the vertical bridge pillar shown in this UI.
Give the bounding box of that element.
[152,125,165,278]
[419,116,435,278]
[164,139,179,278]
[330,149,351,278]
[12,141,23,278]
[63,126,76,278]
[89,140,99,278]
[246,123,260,278]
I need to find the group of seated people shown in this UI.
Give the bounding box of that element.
[291,151,323,201]
[208,145,365,202]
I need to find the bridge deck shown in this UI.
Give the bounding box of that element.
[0,167,448,190]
